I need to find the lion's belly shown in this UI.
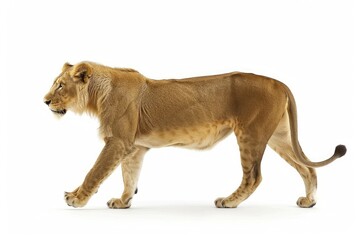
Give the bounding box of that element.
[135,122,233,149]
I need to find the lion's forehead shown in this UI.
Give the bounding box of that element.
[53,71,70,84]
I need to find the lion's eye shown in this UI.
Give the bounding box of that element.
[57,83,63,91]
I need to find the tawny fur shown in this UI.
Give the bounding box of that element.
[44,62,346,209]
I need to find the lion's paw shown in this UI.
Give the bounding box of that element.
[107,198,132,209]
[296,197,316,208]
[64,191,87,208]
[214,197,237,208]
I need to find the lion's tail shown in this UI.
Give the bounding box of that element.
[284,84,346,168]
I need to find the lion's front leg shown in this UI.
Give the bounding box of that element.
[107,146,148,209]
[65,137,130,208]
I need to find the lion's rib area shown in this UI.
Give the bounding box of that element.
[135,121,234,149]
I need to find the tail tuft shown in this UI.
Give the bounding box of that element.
[335,145,347,158]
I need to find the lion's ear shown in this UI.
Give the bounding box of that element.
[62,62,73,72]
[71,63,93,83]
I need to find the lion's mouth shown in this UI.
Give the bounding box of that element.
[51,109,67,115]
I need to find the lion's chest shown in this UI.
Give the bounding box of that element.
[135,122,233,150]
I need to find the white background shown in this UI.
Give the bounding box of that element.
[0,0,358,239]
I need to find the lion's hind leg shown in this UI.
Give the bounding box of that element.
[215,133,266,208]
[268,114,317,208]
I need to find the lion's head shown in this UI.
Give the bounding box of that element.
[44,62,93,116]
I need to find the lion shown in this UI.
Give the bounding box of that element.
[44,61,346,209]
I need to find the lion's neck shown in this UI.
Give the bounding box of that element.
[86,74,112,116]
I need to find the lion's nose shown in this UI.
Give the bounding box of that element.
[44,100,51,106]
